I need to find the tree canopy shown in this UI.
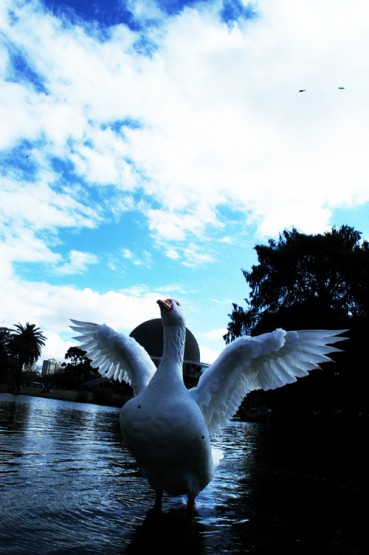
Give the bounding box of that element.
[226,225,369,340]
[0,327,12,384]
[9,323,46,364]
[61,346,99,386]
[225,225,369,414]
[8,323,46,389]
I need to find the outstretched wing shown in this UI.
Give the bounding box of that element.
[189,328,347,435]
[70,320,157,396]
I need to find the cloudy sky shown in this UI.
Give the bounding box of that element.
[1,0,369,366]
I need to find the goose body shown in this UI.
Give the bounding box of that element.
[121,381,214,505]
[71,298,346,510]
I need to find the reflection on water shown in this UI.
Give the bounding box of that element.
[0,393,365,554]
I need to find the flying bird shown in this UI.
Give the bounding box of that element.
[71,299,346,512]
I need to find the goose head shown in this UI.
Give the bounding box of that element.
[157,298,185,328]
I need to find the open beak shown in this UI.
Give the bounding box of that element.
[157,299,173,312]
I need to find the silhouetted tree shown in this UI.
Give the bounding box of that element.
[65,346,90,367]
[9,323,46,390]
[225,225,368,340]
[225,225,369,414]
[0,327,11,384]
[62,346,99,387]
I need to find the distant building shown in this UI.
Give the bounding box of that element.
[42,358,63,376]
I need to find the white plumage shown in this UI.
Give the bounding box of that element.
[70,298,346,511]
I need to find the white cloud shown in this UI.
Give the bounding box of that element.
[41,331,72,364]
[120,247,152,267]
[199,344,223,365]
[55,250,99,275]
[181,243,215,267]
[112,1,369,239]
[0,268,176,361]
[122,248,134,260]
[165,248,180,261]
[0,176,96,231]
[2,0,369,248]
[201,327,227,342]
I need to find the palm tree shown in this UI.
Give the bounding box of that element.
[10,323,47,390]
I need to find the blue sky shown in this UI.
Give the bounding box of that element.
[1,0,369,365]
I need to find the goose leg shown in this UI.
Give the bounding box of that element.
[153,490,163,511]
[186,495,195,514]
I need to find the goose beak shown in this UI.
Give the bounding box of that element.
[157,299,173,312]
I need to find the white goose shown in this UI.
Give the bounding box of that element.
[71,298,346,511]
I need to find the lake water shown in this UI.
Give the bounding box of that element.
[0,393,365,554]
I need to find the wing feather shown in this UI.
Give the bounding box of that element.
[70,319,156,395]
[189,328,347,435]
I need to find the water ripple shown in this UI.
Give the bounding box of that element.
[0,393,364,554]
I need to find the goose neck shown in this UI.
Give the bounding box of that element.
[161,324,186,367]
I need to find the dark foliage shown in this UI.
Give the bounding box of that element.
[0,327,12,384]
[226,225,369,415]
[48,346,100,390]
[7,323,46,389]
[46,345,133,405]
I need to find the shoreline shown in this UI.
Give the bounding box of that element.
[0,385,127,407]
[1,386,366,422]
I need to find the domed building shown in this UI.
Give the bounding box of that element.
[130,318,208,387]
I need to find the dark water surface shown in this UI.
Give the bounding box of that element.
[0,394,365,554]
